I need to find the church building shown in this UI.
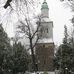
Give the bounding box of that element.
[36,0,54,71]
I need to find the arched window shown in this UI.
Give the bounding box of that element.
[47,28,48,33]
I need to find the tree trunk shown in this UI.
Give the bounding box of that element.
[30,38,37,72]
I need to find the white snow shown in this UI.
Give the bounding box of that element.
[38,38,54,43]
[41,17,52,22]
[28,71,55,74]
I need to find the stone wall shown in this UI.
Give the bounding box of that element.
[36,43,54,71]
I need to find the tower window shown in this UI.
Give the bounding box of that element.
[43,45,45,48]
[47,28,48,33]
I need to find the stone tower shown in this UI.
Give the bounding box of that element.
[36,0,54,71]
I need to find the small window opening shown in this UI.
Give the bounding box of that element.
[43,45,45,48]
[47,28,48,33]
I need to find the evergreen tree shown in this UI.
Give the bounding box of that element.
[63,25,68,44]
[55,25,72,74]
[10,42,30,74]
[0,24,30,74]
[0,24,11,74]
[68,26,74,71]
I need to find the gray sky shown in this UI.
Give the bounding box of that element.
[0,0,73,45]
[47,0,73,45]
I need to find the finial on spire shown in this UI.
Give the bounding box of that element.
[41,0,49,10]
[44,0,46,2]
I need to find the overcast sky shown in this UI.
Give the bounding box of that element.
[0,0,73,45]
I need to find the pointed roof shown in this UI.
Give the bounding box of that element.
[41,0,49,10]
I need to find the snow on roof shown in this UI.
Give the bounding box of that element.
[41,17,52,22]
[38,38,54,43]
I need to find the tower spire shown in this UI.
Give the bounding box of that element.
[41,0,49,17]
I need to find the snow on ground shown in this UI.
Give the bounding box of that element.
[27,71,55,74]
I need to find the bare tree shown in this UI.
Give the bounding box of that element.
[60,0,74,11]
[16,15,41,72]
[1,0,40,34]
[3,0,40,16]
[2,0,41,72]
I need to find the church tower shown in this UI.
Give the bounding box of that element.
[36,0,54,71]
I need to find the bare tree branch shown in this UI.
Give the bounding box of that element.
[31,18,41,39]
[4,0,12,9]
[61,0,74,11]
[32,36,39,49]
